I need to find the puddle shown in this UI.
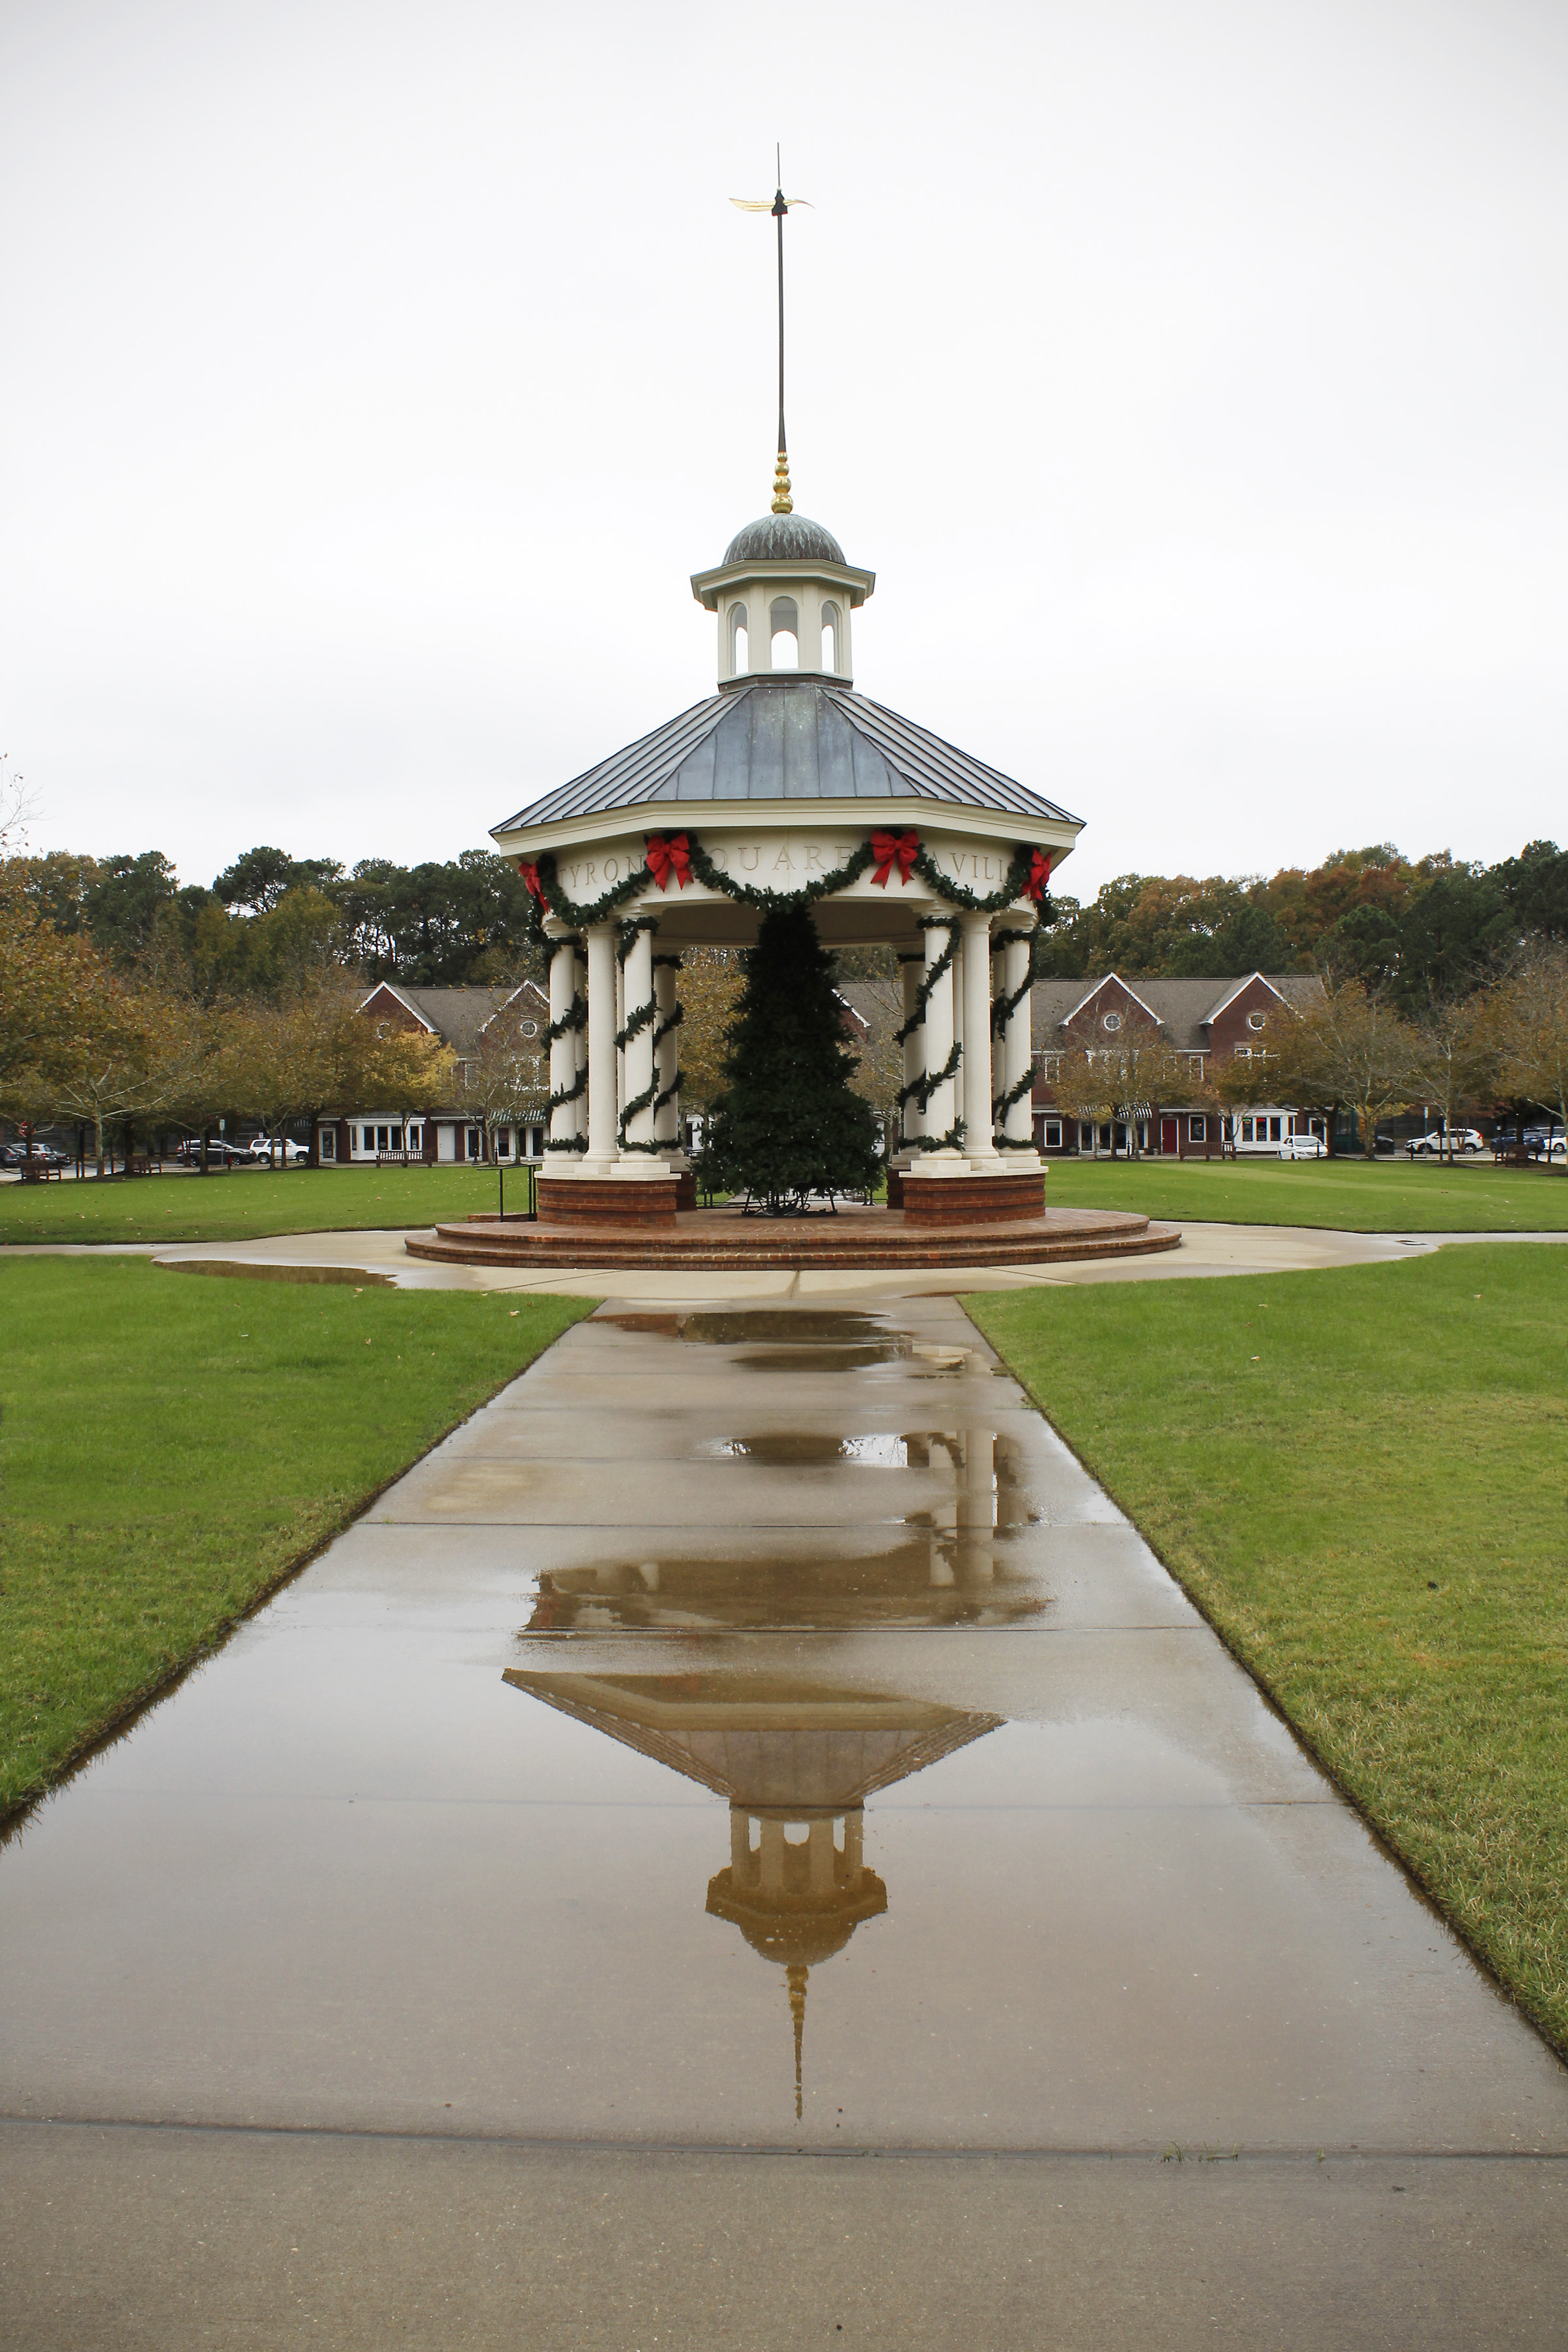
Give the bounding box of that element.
[521,1530,1050,1633]
[159,1260,393,1287]
[680,1310,900,1348]
[694,1433,914,1467]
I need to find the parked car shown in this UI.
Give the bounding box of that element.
[173,1138,250,1168]
[1409,1129,1486,1156]
[1491,1123,1567,1158]
[244,1136,310,1165]
[1,1141,67,1169]
[1277,1135,1327,1159]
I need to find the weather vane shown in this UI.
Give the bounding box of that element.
[732,146,811,514]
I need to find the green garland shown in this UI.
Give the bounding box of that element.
[910,843,1036,917]
[894,919,959,1051]
[907,1039,962,1113]
[523,832,1057,938]
[681,834,877,909]
[544,990,586,1047]
[989,924,1041,1037]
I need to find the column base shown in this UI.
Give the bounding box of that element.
[901,1169,1047,1226]
[536,1174,678,1226]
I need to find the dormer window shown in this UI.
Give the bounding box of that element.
[1102,1011,1122,1032]
[769,596,800,670]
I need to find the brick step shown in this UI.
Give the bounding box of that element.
[406,1211,1180,1273]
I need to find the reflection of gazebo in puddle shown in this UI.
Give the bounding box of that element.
[523,1427,1044,1636]
[503,1671,1000,2115]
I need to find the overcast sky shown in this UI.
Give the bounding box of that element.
[3,0,1564,900]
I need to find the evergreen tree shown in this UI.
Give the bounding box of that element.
[709,904,882,1212]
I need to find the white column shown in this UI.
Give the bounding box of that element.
[547,934,579,1151]
[960,911,997,1160]
[572,946,587,1138]
[910,921,962,1168]
[898,953,923,1154]
[1002,928,1038,1154]
[653,955,684,1158]
[618,924,657,1160]
[583,922,619,1171]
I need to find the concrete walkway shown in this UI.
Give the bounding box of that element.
[2,1291,1565,2348]
[10,1213,1560,1298]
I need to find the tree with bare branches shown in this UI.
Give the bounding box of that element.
[1491,946,1568,1168]
[1264,978,1417,1157]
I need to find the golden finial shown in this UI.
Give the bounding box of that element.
[772,449,793,515]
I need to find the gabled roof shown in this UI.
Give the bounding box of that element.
[1032,972,1324,1055]
[1054,972,1166,1031]
[1201,970,1289,1024]
[360,981,545,1058]
[494,678,1079,833]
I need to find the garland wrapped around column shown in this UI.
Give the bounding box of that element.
[909,916,966,1150]
[990,923,1040,1124]
[543,936,589,1152]
[896,923,959,1113]
[650,953,685,1118]
[614,917,663,1151]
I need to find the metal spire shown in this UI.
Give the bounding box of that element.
[731,149,811,514]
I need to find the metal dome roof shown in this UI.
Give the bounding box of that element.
[723,512,846,566]
[494,677,1083,832]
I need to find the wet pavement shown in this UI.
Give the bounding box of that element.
[4,1294,1567,2347]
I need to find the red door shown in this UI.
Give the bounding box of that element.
[1160,1117,1178,1155]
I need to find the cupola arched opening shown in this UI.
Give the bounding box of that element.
[820,602,840,674]
[769,596,800,671]
[728,603,749,674]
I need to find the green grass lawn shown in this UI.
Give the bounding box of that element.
[968,1245,1568,2055]
[0,1259,596,1814]
[0,1162,517,1247]
[1041,1152,1568,1231]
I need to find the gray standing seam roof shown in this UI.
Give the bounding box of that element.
[495,679,1079,834]
[1030,973,1326,1055]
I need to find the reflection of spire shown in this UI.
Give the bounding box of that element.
[788,1963,808,2121]
[504,1671,1002,2123]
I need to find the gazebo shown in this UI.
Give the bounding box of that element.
[409,483,1178,1272]
[497,497,1076,1230]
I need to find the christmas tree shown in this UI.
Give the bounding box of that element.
[708,904,883,1213]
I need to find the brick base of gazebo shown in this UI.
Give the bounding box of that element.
[407,1198,1178,1275]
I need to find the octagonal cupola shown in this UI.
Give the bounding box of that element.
[692,499,875,687]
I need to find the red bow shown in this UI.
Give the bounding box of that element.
[645,832,691,891]
[870,828,920,888]
[1026,849,1053,904]
[518,860,546,904]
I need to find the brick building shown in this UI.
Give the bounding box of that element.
[316,981,550,1167]
[1030,970,1328,1155]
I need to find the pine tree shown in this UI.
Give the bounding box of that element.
[708,904,883,1212]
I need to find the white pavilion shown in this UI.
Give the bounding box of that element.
[490,477,1085,1232]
